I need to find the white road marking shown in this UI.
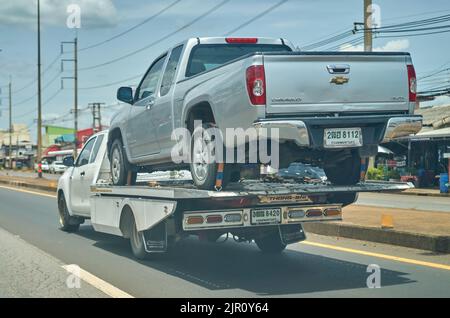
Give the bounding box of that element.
[0,185,56,198]
[62,264,134,298]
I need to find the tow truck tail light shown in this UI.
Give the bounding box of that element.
[407,65,417,102]
[323,207,342,217]
[226,37,258,44]
[246,65,266,105]
[306,208,323,217]
[206,215,223,224]
[186,216,203,225]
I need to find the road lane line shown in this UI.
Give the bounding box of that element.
[0,185,56,198]
[62,264,134,298]
[301,241,450,271]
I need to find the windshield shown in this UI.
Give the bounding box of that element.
[186,44,292,77]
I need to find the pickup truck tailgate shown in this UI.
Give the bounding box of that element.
[263,52,411,114]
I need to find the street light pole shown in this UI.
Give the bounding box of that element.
[37,0,43,176]
[8,77,12,169]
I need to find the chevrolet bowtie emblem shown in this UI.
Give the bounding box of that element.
[330,76,349,85]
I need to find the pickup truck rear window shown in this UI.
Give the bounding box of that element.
[186,44,292,77]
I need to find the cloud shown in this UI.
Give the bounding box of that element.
[0,0,118,29]
[339,39,410,52]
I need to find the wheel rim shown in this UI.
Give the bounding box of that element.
[192,131,214,182]
[111,147,121,183]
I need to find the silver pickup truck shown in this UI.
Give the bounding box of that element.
[110,37,422,189]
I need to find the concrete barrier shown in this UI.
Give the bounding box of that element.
[303,222,450,253]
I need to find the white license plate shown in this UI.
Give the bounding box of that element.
[324,127,362,148]
[251,208,281,225]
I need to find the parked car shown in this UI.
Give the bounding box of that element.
[109,37,422,190]
[277,163,327,183]
[50,161,67,174]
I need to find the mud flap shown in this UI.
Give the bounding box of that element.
[279,224,306,245]
[142,221,167,253]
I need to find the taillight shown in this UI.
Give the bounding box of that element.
[246,65,266,105]
[226,37,258,44]
[407,65,417,102]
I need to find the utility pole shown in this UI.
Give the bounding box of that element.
[74,37,78,156]
[364,0,373,52]
[37,0,43,173]
[89,102,104,133]
[61,37,78,157]
[8,77,12,169]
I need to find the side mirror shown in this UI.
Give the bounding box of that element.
[63,156,74,167]
[117,86,134,104]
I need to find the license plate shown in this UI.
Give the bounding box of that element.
[251,208,281,225]
[324,127,362,148]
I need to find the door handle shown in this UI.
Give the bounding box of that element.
[146,100,155,110]
[80,171,85,177]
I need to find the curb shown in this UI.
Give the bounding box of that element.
[381,191,449,198]
[0,179,57,193]
[303,222,450,253]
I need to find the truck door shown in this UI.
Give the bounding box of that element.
[153,45,183,153]
[69,136,102,216]
[127,54,167,159]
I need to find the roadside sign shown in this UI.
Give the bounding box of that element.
[444,153,450,159]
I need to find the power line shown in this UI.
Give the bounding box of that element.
[79,74,143,90]
[79,0,183,52]
[12,53,61,95]
[79,0,231,72]
[78,0,287,90]
[224,0,288,35]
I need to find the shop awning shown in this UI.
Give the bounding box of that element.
[407,127,450,141]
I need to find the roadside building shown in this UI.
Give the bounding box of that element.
[0,124,35,168]
[383,105,450,189]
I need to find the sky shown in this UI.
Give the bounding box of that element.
[0,0,450,142]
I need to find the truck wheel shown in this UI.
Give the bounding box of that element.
[58,193,81,232]
[130,217,148,260]
[255,231,287,254]
[190,123,228,190]
[110,139,135,185]
[324,152,363,185]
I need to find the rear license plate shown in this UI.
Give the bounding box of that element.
[251,208,281,225]
[324,127,362,148]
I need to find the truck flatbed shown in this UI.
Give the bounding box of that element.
[91,179,413,200]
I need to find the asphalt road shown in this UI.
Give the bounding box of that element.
[356,192,450,212]
[0,185,449,297]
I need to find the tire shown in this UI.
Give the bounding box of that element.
[110,138,136,185]
[129,216,148,260]
[190,123,228,190]
[58,193,81,232]
[255,231,287,254]
[324,152,364,185]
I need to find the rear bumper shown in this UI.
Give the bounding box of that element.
[253,115,422,148]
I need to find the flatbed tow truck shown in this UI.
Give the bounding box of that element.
[58,131,414,259]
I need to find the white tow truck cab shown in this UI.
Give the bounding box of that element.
[57,131,414,259]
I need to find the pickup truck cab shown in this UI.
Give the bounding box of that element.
[57,130,413,259]
[110,37,422,190]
